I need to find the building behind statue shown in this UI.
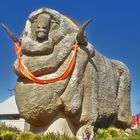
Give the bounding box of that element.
[0,95,30,131]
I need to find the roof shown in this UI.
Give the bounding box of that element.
[0,95,19,115]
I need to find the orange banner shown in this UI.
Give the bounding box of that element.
[14,42,78,84]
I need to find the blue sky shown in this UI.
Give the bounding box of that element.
[0,0,140,115]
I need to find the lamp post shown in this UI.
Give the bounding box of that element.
[8,88,15,96]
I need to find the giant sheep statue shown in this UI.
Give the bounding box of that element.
[2,8,131,139]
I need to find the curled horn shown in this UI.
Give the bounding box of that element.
[76,19,93,46]
[1,24,19,42]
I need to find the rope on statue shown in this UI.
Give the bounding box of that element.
[14,41,78,84]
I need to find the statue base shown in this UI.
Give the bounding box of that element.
[30,112,76,137]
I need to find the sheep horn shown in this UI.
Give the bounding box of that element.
[76,19,93,46]
[1,24,19,42]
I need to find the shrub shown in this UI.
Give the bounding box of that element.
[18,131,35,140]
[3,123,140,140]
[0,129,77,140]
[31,134,46,140]
[95,127,129,140]
[1,131,17,140]
[95,128,112,140]
[129,127,140,140]
[39,133,77,140]
[0,123,20,134]
[108,127,129,139]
